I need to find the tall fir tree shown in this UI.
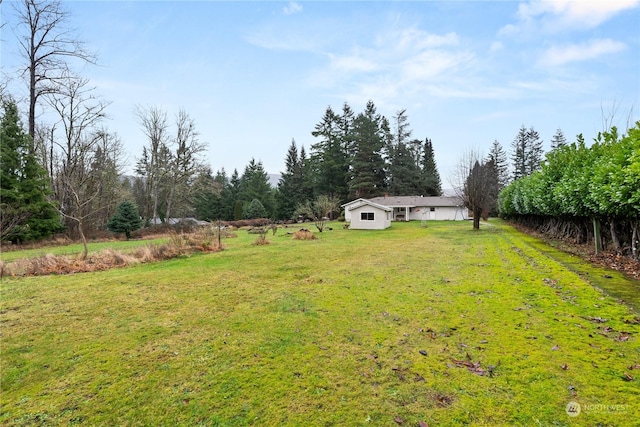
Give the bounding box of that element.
[349,101,387,199]
[526,127,544,175]
[0,101,61,242]
[310,106,350,201]
[239,159,275,218]
[511,125,544,180]
[388,141,421,195]
[276,139,304,220]
[486,140,509,189]
[550,128,567,151]
[421,138,442,196]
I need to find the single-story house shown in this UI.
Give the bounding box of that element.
[341,198,392,230]
[344,195,467,223]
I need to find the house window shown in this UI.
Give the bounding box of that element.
[430,207,435,212]
[361,212,374,221]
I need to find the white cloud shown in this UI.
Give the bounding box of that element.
[283,2,303,16]
[539,39,627,66]
[500,0,639,34]
[302,26,470,103]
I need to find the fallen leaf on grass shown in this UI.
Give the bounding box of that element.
[623,372,634,381]
[418,422,429,427]
[616,334,630,342]
[419,350,428,356]
[394,416,404,424]
[561,364,569,370]
[450,359,487,376]
[552,345,560,350]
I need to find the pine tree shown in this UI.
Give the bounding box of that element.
[550,128,567,151]
[388,141,421,195]
[239,159,275,218]
[107,200,142,239]
[244,199,268,219]
[0,101,61,243]
[486,140,509,189]
[349,101,387,198]
[511,125,529,180]
[421,138,442,196]
[510,125,544,180]
[276,139,302,220]
[310,106,349,201]
[526,127,544,175]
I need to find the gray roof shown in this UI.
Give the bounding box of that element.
[367,196,463,208]
[342,198,393,212]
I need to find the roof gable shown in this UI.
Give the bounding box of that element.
[343,198,393,212]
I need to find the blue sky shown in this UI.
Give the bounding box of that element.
[2,0,639,186]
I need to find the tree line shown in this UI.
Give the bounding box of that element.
[192,101,443,223]
[1,0,443,245]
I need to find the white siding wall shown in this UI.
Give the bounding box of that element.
[407,206,465,221]
[349,205,390,229]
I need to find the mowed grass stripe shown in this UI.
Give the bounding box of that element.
[1,220,639,426]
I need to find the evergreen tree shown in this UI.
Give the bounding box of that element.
[486,140,509,189]
[349,100,387,198]
[229,169,243,220]
[510,125,544,180]
[244,198,268,219]
[298,145,314,202]
[0,101,61,243]
[310,106,349,201]
[550,128,567,151]
[421,138,442,196]
[191,167,224,221]
[239,159,275,218]
[511,125,529,180]
[107,200,142,239]
[276,139,307,220]
[388,141,421,195]
[386,110,424,196]
[526,127,544,175]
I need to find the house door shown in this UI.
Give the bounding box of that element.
[429,208,436,220]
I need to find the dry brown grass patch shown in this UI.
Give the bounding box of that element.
[292,229,317,240]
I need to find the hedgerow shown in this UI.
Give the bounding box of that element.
[499,122,640,259]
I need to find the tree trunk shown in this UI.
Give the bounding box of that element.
[473,207,481,230]
[593,218,602,254]
[77,218,88,260]
[632,219,639,260]
[609,218,621,254]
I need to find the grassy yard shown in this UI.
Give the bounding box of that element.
[1,220,639,426]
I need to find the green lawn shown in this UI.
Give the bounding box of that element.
[1,220,639,426]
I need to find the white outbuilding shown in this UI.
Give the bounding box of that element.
[342,198,392,230]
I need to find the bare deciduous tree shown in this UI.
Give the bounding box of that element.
[135,105,170,222]
[452,149,498,230]
[165,109,206,220]
[13,0,97,139]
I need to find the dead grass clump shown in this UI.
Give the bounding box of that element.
[292,229,317,240]
[252,235,271,246]
[1,227,233,277]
